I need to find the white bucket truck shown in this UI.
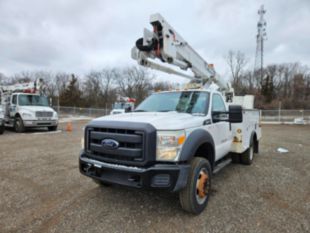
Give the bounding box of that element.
[0,79,58,133]
[79,14,262,214]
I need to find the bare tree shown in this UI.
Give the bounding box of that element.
[116,66,152,104]
[225,50,248,93]
[152,81,172,92]
[0,73,7,85]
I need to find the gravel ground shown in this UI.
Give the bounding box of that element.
[0,122,309,233]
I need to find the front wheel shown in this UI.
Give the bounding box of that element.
[14,117,25,133]
[0,124,4,134]
[179,157,212,215]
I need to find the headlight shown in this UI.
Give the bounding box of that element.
[81,137,84,149]
[156,130,186,161]
[81,127,85,149]
[22,112,33,118]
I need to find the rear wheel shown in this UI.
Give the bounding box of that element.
[48,126,58,131]
[179,157,212,214]
[14,117,25,133]
[240,142,254,165]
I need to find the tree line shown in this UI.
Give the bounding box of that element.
[226,50,310,109]
[1,54,310,109]
[0,66,171,109]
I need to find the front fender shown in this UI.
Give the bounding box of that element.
[179,129,215,163]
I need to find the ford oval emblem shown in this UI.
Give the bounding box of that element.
[101,139,119,150]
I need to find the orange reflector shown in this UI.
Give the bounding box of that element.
[233,136,240,142]
[178,135,186,145]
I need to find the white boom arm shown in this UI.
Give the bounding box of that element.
[131,13,233,95]
[0,79,46,96]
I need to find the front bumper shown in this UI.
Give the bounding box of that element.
[23,120,58,127]
[79,152,189,192]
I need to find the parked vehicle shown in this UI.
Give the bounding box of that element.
[79,14,262,214]
[110,96,136,115]
[0,79,58,133]
[0,106,4,134]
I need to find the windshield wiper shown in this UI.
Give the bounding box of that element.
[158,110,175,112]
[191,113,205,116]
[134,109,148,112]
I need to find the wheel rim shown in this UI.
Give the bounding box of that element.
[15,120,20,131]
[249,145,254,161]
[195,168,210,205]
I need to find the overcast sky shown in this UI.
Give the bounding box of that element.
[0,0,309,82]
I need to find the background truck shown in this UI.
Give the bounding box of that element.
[110,96,136,115]
[0,79,58,133]
[0,106,4,134]
[79,14,262,214]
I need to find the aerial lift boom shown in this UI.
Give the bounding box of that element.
[131,13,233,98]
[0,79,46,97]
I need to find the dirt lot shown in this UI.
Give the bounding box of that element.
[0,122,309,233]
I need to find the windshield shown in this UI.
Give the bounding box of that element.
[18,95,49,107]
[135,91,209,114]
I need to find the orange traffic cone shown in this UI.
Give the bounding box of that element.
[66,122,73,132]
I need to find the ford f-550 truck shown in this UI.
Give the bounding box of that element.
[79,14,262,214]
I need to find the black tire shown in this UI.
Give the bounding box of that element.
[231,153,240,163]
[14,117,25,133]
[179,157,212,215]
[92,179,112,187]
[254,140,259,154]
[48,126,58,131]
[240,142,254,165]
[0,124,4,135]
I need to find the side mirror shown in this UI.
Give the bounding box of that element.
[212,111,228,123]
[229,105,243,123]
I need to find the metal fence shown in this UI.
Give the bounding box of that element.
[54,106,110,118]
[260,109,310,124]
[54,106,310,124]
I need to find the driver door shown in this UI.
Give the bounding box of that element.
[10,94,17,118]
[209,93,232,160]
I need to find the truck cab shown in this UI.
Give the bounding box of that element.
[110,102,134,115]
[2,93,58,132]
[110,97,136,115]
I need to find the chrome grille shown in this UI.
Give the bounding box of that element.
[35,111,53,118]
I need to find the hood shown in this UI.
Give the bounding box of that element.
[92,112,205,130]
[19,106,55,113]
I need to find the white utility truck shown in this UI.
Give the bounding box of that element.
[79,14,261,214]
[0,79,58,133]
[0,105,4,134]
[110,96,136,115]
